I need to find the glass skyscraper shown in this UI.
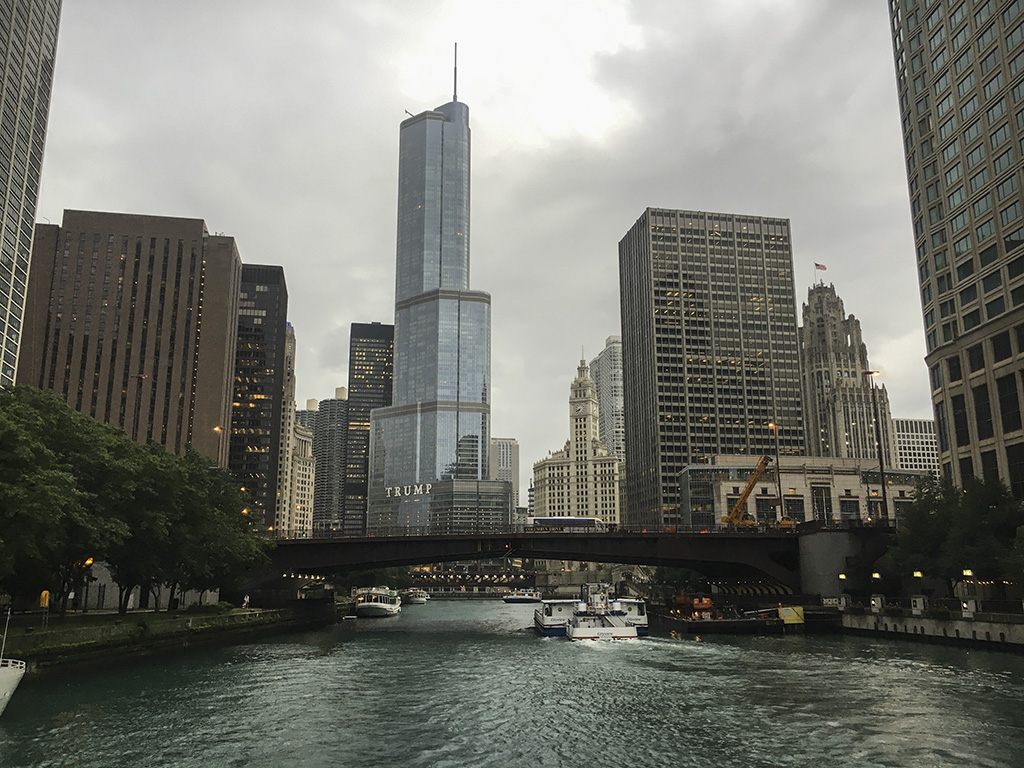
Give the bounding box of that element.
[890,0,1024,495]
[619,208,805,528]
[1,0,61,385]
[368,97,510,533]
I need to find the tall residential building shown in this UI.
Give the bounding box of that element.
[489,437,520,506]
[273,324,313,535]
[368,90,511,534]
[307,387,348,531]
[894,417,942,474]
[890,0,1024,494]
[344,322,392,535]
[18,210,241,465]
[589,335,626,463]
[1,0,61,385]
[532,359,622,526]
[800,283,898,471]
[229,264,288,528]
[619,208,805,528]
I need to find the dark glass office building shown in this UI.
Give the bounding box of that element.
[889,0,1024,495]
[368,97,510,533]
[344,322,392,535]
[229,264,288,529]
[1,0,61,385]
[619,208,805,528]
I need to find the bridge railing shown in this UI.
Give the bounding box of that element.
[263,518,892,541]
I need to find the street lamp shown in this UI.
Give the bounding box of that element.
[768,421,783,522]
[863,370,889,522]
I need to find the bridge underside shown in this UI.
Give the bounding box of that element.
[256,532,802,592]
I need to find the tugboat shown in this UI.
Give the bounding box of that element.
[354,586,402,617]
[1,609,25,717]
[534,583,647,639]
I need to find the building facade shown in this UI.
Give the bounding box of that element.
[229,264,288,528]
[532,360,622,526]
[894,417,942,474]
[1,0,61,385]
[681,454,925,528]
[800,282,898,469]
[890,0,1024,494]
[589,335,626,463]
[618,208,805,528]
[368,93,511,533]
[273,324,313,536]
[345,322,392,535]
[489,437,520,507]
[305,388,349,531]
[18,210,241,466]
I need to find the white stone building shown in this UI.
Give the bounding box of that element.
[533,360,622,525]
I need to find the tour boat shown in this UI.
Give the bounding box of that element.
[354,586,402,617]
[404,589,429,605]
[1,610,25,717]
[534,583,647,640]
[502,588,542,603]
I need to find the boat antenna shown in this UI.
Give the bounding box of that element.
[453,42,458,102]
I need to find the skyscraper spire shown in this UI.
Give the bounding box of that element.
[453,42,458,102]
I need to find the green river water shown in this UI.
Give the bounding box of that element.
[1,599,1023,768]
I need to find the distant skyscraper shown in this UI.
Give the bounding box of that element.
[490,437,520,506]
[1,0,61,385]
[800,283,897,469]
[890,0,1024,494]
[345,322,392,535]
[18,210,241,466]
[894,418,941,475]
[308,387,348,531]
[229,264,288,528]
[533,360,622,526]
[274,324,313,535]
[619,208,805,528]
[589,335,626,463]
[368,89,511,533]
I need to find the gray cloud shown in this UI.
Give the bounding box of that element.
[36,1,928,495]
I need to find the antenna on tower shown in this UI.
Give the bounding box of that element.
[453,42,458,102]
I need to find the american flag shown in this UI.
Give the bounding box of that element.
[814,263,827,271]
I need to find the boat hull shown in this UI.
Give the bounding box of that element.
[355,604,401,618]
[0,659,26,717]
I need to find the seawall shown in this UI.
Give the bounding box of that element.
[3,600,338,673]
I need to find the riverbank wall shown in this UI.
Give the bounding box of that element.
[840,595,1024,652]
[3,599,338,673]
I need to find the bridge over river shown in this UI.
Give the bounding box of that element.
[255,524,892,596]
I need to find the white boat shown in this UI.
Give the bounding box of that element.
[503,588,542,603]
[534,583,648,640]
[1,610,25,717]
[354,586,402,617]
[404,589,429,604]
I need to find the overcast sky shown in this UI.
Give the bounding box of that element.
[35,1,926,494]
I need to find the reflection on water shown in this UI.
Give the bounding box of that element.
[2,600,1024,767]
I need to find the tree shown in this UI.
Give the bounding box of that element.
[892,474,1024,594]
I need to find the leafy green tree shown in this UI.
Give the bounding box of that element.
[892,474,1024,594]
[0,386,130,609]
[1,385,272,614]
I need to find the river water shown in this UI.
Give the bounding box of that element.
[1,599,1023,768]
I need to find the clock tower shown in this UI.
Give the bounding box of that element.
[533,358,622,525]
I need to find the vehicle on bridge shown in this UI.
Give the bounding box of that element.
[525,516,608,533]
